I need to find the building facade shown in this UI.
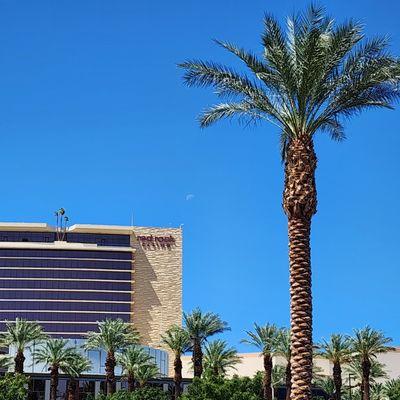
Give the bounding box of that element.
[0,222,182,397]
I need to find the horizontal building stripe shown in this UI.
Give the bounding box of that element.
[0,288,134,293]
[0,277,132,283]
[0,267,132,273]
[0,257,132,263]
[0,310,131,314]
[0,299,131,304]
[0,320,99,324]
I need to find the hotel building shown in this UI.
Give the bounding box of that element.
[0,222,183,398]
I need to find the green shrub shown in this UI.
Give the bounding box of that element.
[95,387,169,400]
[0,373,29,400]
[181,375,263,400]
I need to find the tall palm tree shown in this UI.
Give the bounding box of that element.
[135,363,160,388]
[64,354,91,400]
[275,328,292,400]
[183,308,229,378]
[116,345,153,392]
[34,339,79,400]
[161,325,191,399]
[85,319,139,395]
[318,334,352,400]
[203,339,241,377]
[349,327,393,400]
[0,318,46,374]
[242,323,279,400]
[179,6,400,400]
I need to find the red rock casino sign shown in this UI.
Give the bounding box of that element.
[136,235,175,250]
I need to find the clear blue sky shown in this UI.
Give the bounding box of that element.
[0,0,399,350]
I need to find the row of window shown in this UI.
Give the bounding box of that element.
[0,312,131,322]
[0,249,132,260]
[0,258,132,269]
[0,280,132,290]
[0,231,131,247]
[0,301,130,312]
[0,269,131,280]
[0,289,131,301]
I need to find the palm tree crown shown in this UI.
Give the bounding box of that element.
[117,346,153,377]
[319,334,351,364]
[203,339,241,377]
[85,319,139,353]
[183,308,230,344]
[161,326,191,357]
[179,4,400,153]
[135,363,160,387]
[349,327,394,362]
[34,339,78,371]
[242,323,279,355]
[0,318,46,373]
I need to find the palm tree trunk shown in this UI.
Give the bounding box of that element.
[49,365,59,400]
[105,351,116,395]
[283,135,317,400]
[14,350,25,374]
[127,373,136,392]
[174,354,183,399]
[285,362,292,400]
[263,354,273,400]
[361,358,371,400]
[333,362,342,400]
[192,339,203,378]
[66,378,76,400]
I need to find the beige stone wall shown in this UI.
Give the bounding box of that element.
[130,226,182,374]
[182,348,400,380]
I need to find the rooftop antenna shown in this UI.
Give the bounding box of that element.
[130,211,135,227]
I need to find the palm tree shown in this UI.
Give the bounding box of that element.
[348,327,393,400]
[275,328,291,400]
[183,308,229,378]
[0,318,46,373]
[64,354,91,400]
[135,363,160,388]
[318,334,352,400]
[34,339,79,400]
[161,325,191,399]
[0,354,12,370]
[203,339,241,378]
[242,323,279,400]
[116,345,153,392]
[85,319,139,395]
[179,6,400,400]
[315,377,336,400]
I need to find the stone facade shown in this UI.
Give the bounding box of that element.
[131,226,183,373]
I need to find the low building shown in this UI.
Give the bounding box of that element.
[182,348,400,380]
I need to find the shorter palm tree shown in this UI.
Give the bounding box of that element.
[85,319,139,395]
[242,323,279,400]
[161,325,191,399]
[135,363,160,388]
[183,308,229,378]
[275,328,291,400]
[318,334,352,400]
[117,345,153,392]
[345,358,388,385]
[34,339,79,400]
[0,318,46,373]
[348,327,393,400]
[64,354,91,400]
[0,354,12,370]
[203,339,241,377]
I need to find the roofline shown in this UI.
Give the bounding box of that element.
[0,222,182,234]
